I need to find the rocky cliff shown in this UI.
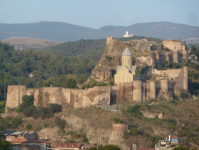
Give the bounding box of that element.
[89,36,154,82]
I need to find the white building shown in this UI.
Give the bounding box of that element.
[123,31,134,38]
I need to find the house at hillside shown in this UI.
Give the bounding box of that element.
[55,143,82,150]
[26,73,33,78]
[0,130,36,141]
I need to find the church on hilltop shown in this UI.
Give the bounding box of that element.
[114,47,140,86]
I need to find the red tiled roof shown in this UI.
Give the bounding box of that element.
[171,136,180,139]
[22,140,51,144]
[138,148,155,150]
[11,137,28,144]
[13,144,40,150]
[55,143,82,148]
[82,145,99,148]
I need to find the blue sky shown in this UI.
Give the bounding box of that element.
[0,0,198,29]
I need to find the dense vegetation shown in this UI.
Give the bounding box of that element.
[0,41,97,112]
[18,95,62,119]
[42,39,106,60]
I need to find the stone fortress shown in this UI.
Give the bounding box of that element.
[5,36,188,112]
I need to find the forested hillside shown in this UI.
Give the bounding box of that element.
[0,42,96,112]
[42,36,162,60]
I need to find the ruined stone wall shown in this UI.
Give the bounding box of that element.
[6,86,111,112]
[152,66,188,92]
[6,85,27,112]
[162,40,182,50]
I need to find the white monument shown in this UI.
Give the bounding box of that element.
[123,31,134,38]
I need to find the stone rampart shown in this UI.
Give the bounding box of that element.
[5,86,111,112]
[162,40,182,51]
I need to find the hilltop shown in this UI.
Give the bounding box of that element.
[1,37,59,50]
[0,21,199,42]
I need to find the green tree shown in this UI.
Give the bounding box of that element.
[163,60,169,68]
[98,145,121,150]
[26,124,32,130]
[66,78,76,88]
[37,77,43,88]
[11,117,22,128]
[130,128,138,136]
[82,135,89,143]
[0,118,9,131]
[174,145,189,150]
[89,147,98,150]
[0,139,12,150]
[22,95,34,107]
[123,131,130,139]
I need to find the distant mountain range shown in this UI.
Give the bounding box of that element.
[0,21,199,42]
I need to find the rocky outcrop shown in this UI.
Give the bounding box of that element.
[89,36,153,82]
[60,114,130,150]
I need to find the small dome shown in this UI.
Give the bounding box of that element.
[122,47,132,56]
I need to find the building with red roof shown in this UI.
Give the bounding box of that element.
[55,143,82,150]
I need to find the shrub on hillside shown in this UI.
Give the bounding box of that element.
[26,124,32,130]
[110,118,122,123]
[127,104,141,115]
[11,117,22,128]
[55,117,67,129]
[23,107,37,117]
[0,118,9,132]
[82,135,89,143]
[22,95,34,107]
[123,131,130,139]
[130,128,138,136]
[49,104,62,113]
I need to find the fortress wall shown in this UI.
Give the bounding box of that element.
[124,82,133,101]
[62,88,71,104]
[155,52,160,60]
[6,85,20,112]
[71,89,83,109]
[161,80,168,93]
[178,51,183,62]
[142,82,146,99]
[42,87,63,107]
[111,86,119,102]
[27,89,34,96]
[133,81,142,102]
[34,89,41,107]
[95,86,111,105]
[174,68,184,90]
[173,50,178,63]
[162,40,182,51]
[150,81,156,99]
[183,66,188,90]
[159,53,166,62]
[146,82,150,99]
[119,83,125,102]
[19,85,27,104]
[161,69,181,79]
[156,83,161,98]
[168,81,174,92]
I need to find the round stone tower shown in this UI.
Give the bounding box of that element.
[122,47,132,66]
